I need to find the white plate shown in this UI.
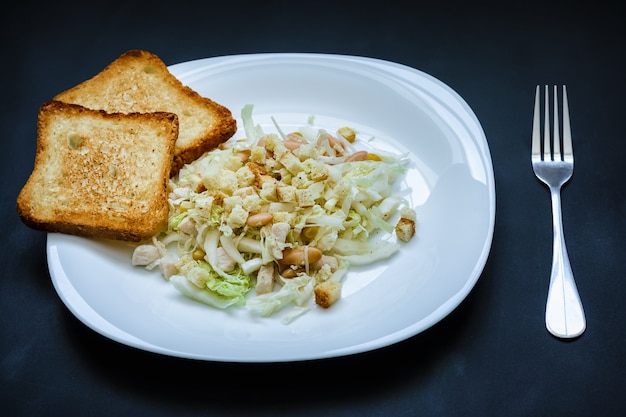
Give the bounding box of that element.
[47,53,495,362]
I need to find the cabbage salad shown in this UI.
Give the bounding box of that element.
[132,105,416,324]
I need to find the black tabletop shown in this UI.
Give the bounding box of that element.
[3,1,625,416]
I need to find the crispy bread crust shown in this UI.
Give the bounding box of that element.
[53,50,237,175]
[17,100,179,242]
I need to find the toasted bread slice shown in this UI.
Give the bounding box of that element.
[17,100,178,242]
[53,49,237,174]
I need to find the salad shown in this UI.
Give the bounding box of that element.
[132,105,416,324]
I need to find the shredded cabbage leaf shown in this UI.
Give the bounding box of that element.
[133,105,417,323]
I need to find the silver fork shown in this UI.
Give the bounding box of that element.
[531,85,586,339]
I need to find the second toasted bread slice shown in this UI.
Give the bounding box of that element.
[17,100,178,242]
[54,49,237,174]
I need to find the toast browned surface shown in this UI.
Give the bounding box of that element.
[53,49,237,174]
[17,100,179,242]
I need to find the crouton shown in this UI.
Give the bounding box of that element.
[395,217,416,242]
[314,280,342,308]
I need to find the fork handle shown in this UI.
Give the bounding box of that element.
[545,188,586,338]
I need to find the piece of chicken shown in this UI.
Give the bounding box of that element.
[255,263,275,295]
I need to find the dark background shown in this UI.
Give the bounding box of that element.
[2,1,625,416]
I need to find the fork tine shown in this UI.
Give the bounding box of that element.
[562,85,573,162]
[543,85,550,160]
[553,85,561,160]
[532,85,541,161]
